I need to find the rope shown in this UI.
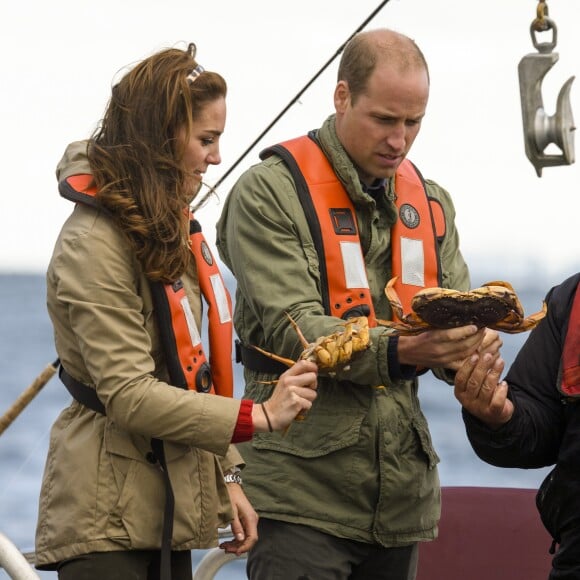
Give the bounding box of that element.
[532,0,551,32]
[0,359,59,437]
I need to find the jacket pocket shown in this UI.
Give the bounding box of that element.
[105,421,190,463]
[249,377,370,458]
[103,423,192,548]
[412,413,440,470]
[251,409,365,458]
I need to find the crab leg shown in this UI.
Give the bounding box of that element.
[249,312,311,368]
[284,311,311,350]
[375,318,423,335]
[249,345,295,368]
[384,276,406,321]
[481,280,517,292]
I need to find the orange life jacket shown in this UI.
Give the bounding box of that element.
[260,135,445,322]
[559,281,580,396]
[59,174,234,397]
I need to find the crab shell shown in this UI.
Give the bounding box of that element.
[379,277,547,335]
[299,316,370,370]
[251,315,371,371]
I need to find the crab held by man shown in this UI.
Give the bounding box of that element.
[252,313,371,372]
[378,276,547,335]
[251,314,371,426]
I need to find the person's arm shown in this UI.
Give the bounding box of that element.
[456,280,571,468]
[231,360,318,441]
[219,483,259,555]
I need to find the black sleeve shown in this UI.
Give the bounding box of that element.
[462,274,579,469]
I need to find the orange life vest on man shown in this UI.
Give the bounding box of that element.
[260,134,446,323]
[59,173,234,398]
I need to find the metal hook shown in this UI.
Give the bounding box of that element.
[518,18,576,176]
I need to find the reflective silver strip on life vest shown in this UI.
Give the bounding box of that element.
[401,237,425,287]
[340,241,370,289]
[180,296,202,347]
[209,273,232,324]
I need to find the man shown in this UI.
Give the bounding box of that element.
[454,272,580,579]
[217,28,494,579]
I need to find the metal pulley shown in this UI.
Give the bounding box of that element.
[518,4,576,176]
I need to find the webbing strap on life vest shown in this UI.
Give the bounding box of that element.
[150,437,174,580]
[560,282,580,396]
[235,339,289,376]
[59,365,106,415]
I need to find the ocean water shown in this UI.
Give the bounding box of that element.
[0,271,567,579]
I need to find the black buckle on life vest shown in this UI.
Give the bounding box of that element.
[329,208,356,235]
[342,304,371,320]
[196,362,212,393]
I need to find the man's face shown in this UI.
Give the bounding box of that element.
[334,63,429,185]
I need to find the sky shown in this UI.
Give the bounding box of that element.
[1,0,578,283]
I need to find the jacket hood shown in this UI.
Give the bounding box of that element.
[56,140,91,182]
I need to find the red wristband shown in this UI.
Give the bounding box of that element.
[231,399,254,443]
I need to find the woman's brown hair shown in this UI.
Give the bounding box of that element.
[89,45,227,283]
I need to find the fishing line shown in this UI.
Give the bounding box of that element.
[191,0,392,212]
[0,426,51,504]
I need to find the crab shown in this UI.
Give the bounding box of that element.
[251,314,370,427]
[378,276,547,335]
[252,313,370,372]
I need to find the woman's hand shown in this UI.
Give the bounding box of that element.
[219,483,258,555]
[252,360,318,432]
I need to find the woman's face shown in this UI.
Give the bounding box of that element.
[179,96,226,189]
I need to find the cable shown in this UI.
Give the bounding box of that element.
[192,0,392,211]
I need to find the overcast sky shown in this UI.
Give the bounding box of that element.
[1,0,578,283]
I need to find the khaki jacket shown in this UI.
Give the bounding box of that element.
[35,142,243,569]
[216,116,470,546]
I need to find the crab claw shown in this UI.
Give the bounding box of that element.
[384,276,406,320]
[491,300,548,334]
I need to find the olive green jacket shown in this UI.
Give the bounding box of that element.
[35,142,243,569]
[216,116,470,546]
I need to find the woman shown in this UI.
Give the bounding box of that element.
[35,43,318,580]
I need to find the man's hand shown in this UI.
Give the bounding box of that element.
[477,328,502,361]
[397,325,488,370]
[453,353,514,429]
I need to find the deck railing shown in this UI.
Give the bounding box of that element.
[0,529,244,580]
[0,533,39,580]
